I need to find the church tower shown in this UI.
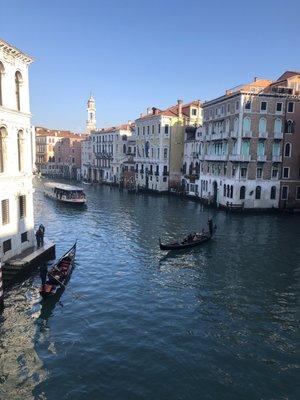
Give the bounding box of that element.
[86,94,96,133]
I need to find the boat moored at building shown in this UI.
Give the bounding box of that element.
[44,183,86,205]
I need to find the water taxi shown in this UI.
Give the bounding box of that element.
[44,183,87,205]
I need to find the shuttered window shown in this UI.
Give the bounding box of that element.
[21,231,28,243]
[1,199,9,225]
[19,195,26,218]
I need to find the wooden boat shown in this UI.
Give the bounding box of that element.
[39,242,76,298]
[44,183,86,205]
[159,232,212,251]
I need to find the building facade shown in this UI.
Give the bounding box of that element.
[0,39,35,261]
[134,100,202,192]
[182,126,202,196]
[86,95,96,133]
[90,123,134,184]
[199,78,287,209]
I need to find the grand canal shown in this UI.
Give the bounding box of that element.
[0,179,299,399]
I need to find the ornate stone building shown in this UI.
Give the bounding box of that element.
[0,39,35,261]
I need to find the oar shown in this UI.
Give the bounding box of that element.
[47,269,85,300]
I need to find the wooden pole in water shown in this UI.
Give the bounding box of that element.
[0,259,4,308]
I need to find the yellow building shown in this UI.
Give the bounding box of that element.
[135,100,202,191]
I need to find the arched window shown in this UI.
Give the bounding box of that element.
[0,127,7,172]
[195,162,200,174]
[270,186,276,200]
[17,130,24,172]
[240,186,245,199]
[286,120,294,134]
[123,144,126,154]
[284,143,291,157]
[258,118,267,134]
[0,62,4,106]
[183,162,186,175]
[243,117,251,132]
[233,117,239,133]
[230,185,233,198]
[189,162,193,175]
[15,71,23,111]
[255,186,261,200]
[223,184,226,196]
[274,118,282,134]
[226,184,230,197]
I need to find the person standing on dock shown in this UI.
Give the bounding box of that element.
[35,228,42,248]
[39,224,45,246]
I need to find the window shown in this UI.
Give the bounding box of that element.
[191,108,197,116]
[164,124,169,134]
[19,195,26,218]
[257,141,265,156]
[276,102,283,112]
[152,125,154,134]
[1,199,9,225]
[242,117,251,132]
[15,71,22,111]
[17,130,24,171]
[0,61,4,106]
[272,168,278,179]
[163,148,168,159]
[223,184,226,196]
[257,168,262,179]
[296,187,300,200]
[0,127,5,173]
[233,118,239,133]
[270,186,276,200]
[245,100,251,110]
[260,101,267,112]
[147,126,150,134]
[281,186,288,200]
[255,186,261,199]
[259,118,267,134]
[72,157,75,163]
[21,231,28,243]
[283,167,290,179]
[287,102,294,113]
[240,186,246,199]
[235,100,239,111]
[284,143,291,157]
[286,120,294,133]
[241,167,247,178]
[158,124,161,134]
[143,126,145,135]
[3,239,11,253]
[274,118,282,134]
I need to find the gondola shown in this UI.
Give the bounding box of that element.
[39,242,77,298]
[159,224,217,251]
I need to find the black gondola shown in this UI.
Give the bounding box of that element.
[159,232,212,251]
[39,242,76,298]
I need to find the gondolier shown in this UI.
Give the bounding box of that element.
[207,218,213,236]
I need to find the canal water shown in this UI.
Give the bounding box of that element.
[0,178,299,400]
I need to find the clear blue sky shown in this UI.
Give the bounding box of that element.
[1,0,300,132]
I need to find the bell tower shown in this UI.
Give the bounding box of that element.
[86,94,96,133]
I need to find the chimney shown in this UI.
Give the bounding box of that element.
[254,77,258,82]
[177,99,183,118]
[152,107,158,115]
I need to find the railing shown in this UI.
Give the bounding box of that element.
[257,155,267,162]
[274,132,283,139]
[242,130,252,138]
[204,154,227,161]
[229,154,251,162]
[258,131,268,139]
[211,132,223,140]
[272,155,282,162]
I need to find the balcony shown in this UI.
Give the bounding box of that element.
[258,131,268,139]
[229,154,251,162]
[191,152,199,158]
[211,132,223,141]
[257,155,267,162]
[274,131,283,139]
[184,174,199,182]
[155,171,159,176]
[242,130,252,138]
[230,130,238,139]
[272,155,282,162]
[204,154,228,161]
[163,171,169,176]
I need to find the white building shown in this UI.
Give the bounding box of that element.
[91,124,134,183]
[81,135,93,181]
[86,95,96,133]
[0,39,35,262]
